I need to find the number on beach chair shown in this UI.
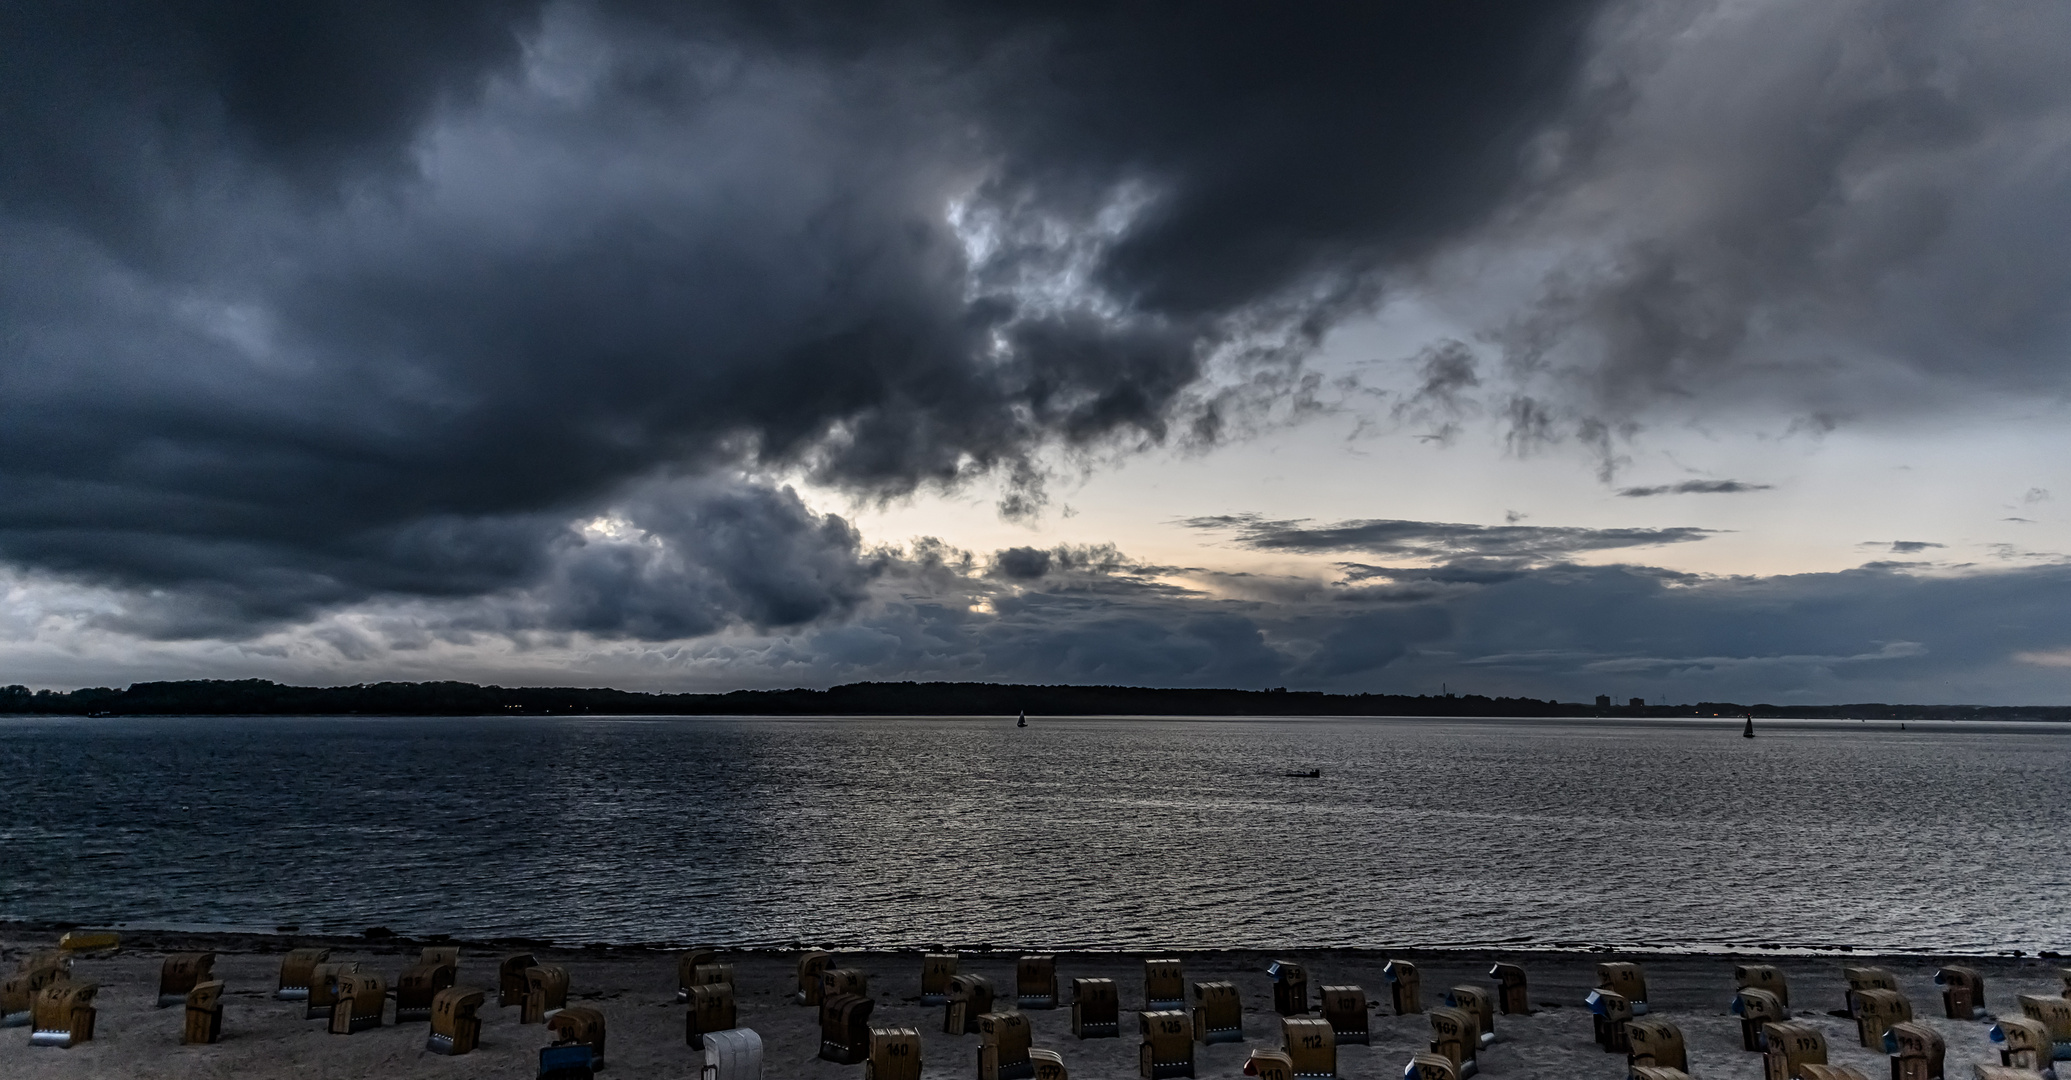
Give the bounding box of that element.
[1269,960,1309,1016]
[978,1009,1035,1080]
[1144,959,1185,1012]
[1139,1009,1193,1078]
[427,986,487,1055]
[1283,1015,1335,1079]
[328,971,386,1034]
[687,982,738,1048]
[1383,959,1422,1015]
[1191,981,1243,1044]
[865,1025,922,1080]
[1018,954,1059,1009]
[1071,977,1118,1039]
[1321,985,1368,1045]
[921,953,959,1005]
[29,980,96,1048]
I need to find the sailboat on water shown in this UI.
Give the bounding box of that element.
[1017,709,1027,728]
[1743,712,1755,738]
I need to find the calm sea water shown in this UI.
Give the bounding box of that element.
[2,714,2065,954]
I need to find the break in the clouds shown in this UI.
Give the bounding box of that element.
[4,1,2071,703]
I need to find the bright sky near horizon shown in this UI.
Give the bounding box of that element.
[5,1,2071,703]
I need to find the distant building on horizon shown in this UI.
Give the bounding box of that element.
[1630,697,1644,707]
[1595,694,1611,708]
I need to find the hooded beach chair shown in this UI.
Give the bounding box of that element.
[1598,961,1649,1014]
[1490,962,1530,1015]
[921,953,958,1005]
[1030,1048,1068,1080]
[1444,985,1495,1046]
[1384,959,1422,1014]
[979,1009,1035,1080]
[524,965,570,1024]
[821,966,868,1004]
[2,952,68,1027]
[1630,1069,1694,1080]
[1884,1020,1945,1080]
[796,951,837,1005]
[1990,1015,2052,1070]
[328,971,386,1034]
[676,948,718,1003]
[1736,964,1790,1007]
[1854,987,1913,1048]
[1735,986,1788,1051]
[1140,1009,1194,1078]
[1403,1051,1460,1080]
[1192,981,1243,1044]
[1586,986,1633,1052]
[1019,954,1059,1009]
[548,1005,607,1067]
[305,961,360,1019]
[1799,1068,1872,1080]
[686,982,737,1048]
[699,1025,764,1080]
[427,986,487,1055]
[866,1025,922,1080]
[1245,1050,1295,1080]
[947,973,996,1034]
[182,979,225,1044]
[1764,1021,1830,1080]
[820,991,875,1064]
[397,947,460,1022]
[158,952,215,1007]
[500,953,539,1007]
[1270,960,1309,1016]
[1627,1018,1688,1073]
[2016,994,2071,1059]
[1936,965,1986,1020]
[1071,977,1118,1038]
[1284,1015,1336,1079]
[1145,959,1185,1011]
[1842,966,1900,1016]
[275,947,330,1000]
[28,980,96,1047]
[1321,985,1368,1045]
[1427,1006,1479,1076]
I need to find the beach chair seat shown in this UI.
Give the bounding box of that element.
[2,952,69,1027]
[549,1005,607,1067]
[182,980,225,1044]
[1764,1021,1830,1080]
[1736,964,1790,1007]
[820,992,874,1064]
[1019,955,1059,1009]
[921,953,958,1005]
[1842,966,1900,1016]
[2015,995,2071,1060]
[1936,965,1986,1020]
[1444,985,1494,1046]
[1627,1018,1688,1073]
[29,980,96,1047]
[700,1026,764,1080]
[1321,985,1368,1045]
[500,953,539,1008]
[1403,1051,1460,1080]
[1586,987,1633,1052]
[865,1025,922,1080]
[796,951,837,1005]
[397,949,460,1022]
[305,961,361,1020]
[1855,987,1913,1048]
[1071,977,1118,1039]
[427,986,487,1055]
[1140,1010,1194,1078]
[275,947,330,1000]
[687,982,738,1048]
[675,948,717,1003]
[1192,981,1244,1043]
[979,1009,1035,1080]
[158,952,216,1007]
[1799,1067,1871,1080]
[1991,1016,2052,1069]
[1428,1006,1479,1075]
[1490,963,1529,1015]
[1598,962,1649,1015]
[1270,960,1309,1016]
[947,973,996,1035]
[1145,959,1186,1012]
[329,971,386,1034]
[1245,1049,1295,1080]
[1885,1020,1946,1080]
[539,1042,596,1080]
[1284,1015,1336,1079]
[1735,987,1788,1051]
[1030,1047,1068,1080]
[523,965,570,1024]
[1384,959,1422,1015]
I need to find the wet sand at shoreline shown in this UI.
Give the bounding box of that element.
[2,927,2059,1078]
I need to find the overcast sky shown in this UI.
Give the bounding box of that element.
[5,0,2071,703]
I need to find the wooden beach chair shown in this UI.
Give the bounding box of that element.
[1283,1015,1335,1079]
[1139,1010,1193,1079]
[700,1026,765,1080]
[1244,1050,1295,1080]
[1384,959,1422,1015]
[397,947,460,1022]
[1030,1048,1068,1080]
[328,971,386,1033]
[305,961,360,1020]
[921,953,959,1005]
[1071,977,1118,1038]
[2,952,69,1027]
[1427,1005,1479,1075]
[499,953,538,1007]
[1627,1018,1688,1073]
[1444,985,1495,1045]
[1630,1069,1695,1080]
[1490,962,1530,1015]
[523,964,570,1024]
[1145,959,1185,1012]
[821,966,868,1005]
[1842,966,1900,1016]
[1320,985,1368,1045]
[687,983,737,1048]
[1799,1068,1871,1080]
[1989,1015,2051,1070]
[28,980,96,1047]
[549,1005,608,1067]
[1972,1067,2048,1080]
[1736,964,1790,1007]
[675,948,717,1003]
[1735,986,1788,1051]
[182,979,225,1044]
[947,973,996,1035]
[1598,961,1649,1014]
[157,952,216,1007]
[2015,994,2071,1059]
[1854,987,1913,1048]
[427,986,486,1055]
[796,951,837,1005]
[1403,1051,1460,1080]
[1937,965,1986,1020]
[1019,954,1059,1009]
[1585,986,1633,1052]
[1266,960,1308,1016]
[1884,1020,1945,1080]
[1764,1021,1830,1080]
[1191,981,1243,1044]
[820,992,874,1064]
[275,947,329,1000]
[978,1009,1035,1080]
[865,1025,922,1080]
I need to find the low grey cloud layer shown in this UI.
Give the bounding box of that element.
[1616,480,1772,498]
[1185,514,1712,563]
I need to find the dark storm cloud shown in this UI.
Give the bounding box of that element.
[1616,480,1773,497]
[1186,513,1711,562]
[0,0,1603,633]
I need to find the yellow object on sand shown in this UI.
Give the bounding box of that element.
[58,932,119,952]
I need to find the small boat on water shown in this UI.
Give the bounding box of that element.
[1285,768,1321,778]
[1743,713,1755,738]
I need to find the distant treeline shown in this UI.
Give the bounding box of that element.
[0,678,2068,720]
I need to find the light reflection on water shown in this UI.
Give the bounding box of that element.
[1,714,2066,953]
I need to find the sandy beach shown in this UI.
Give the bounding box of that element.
[1,926,2059,1078]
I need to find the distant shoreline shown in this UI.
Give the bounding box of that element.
[4,678,2069,720]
